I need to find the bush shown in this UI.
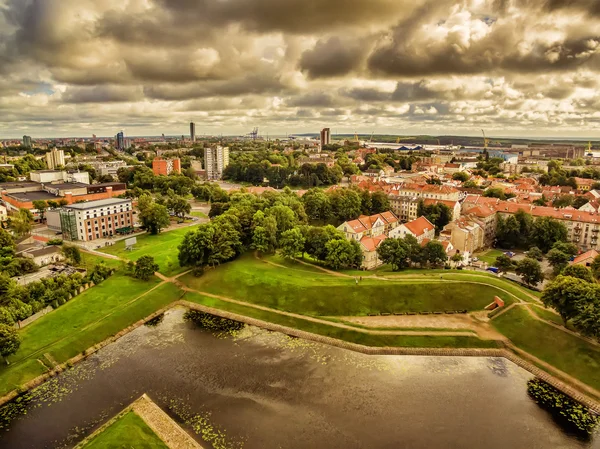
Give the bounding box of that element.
[184,310,244,333]
[47,239,63,246]
[527,378,599,435]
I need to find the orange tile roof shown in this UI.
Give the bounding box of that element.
[345,211,399,233]
[422,198,459,209]
[404,216,435,237]
[465,205,496,218]
[572,250,599,265]
[360,234,387,252]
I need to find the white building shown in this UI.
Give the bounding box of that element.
[45,148,65,169]
[204,146,230,180]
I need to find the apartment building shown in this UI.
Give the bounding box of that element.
[47,198,133,242]
[389,216,435,243]
[204,146,230,180]
[45,148,65,170]
[152,157,181,176]
[442,218,485,254]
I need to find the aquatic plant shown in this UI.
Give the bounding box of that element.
[184,310,244,333]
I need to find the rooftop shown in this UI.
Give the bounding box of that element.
[7,191,60,202]
[65,197,131,210]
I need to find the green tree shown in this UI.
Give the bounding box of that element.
[547,249,570,274]
[166,195,191,221]
[573,196,589,209]
[377,238,409,271]
[422,241,447,267]
[483,187,506,200]
[404,234,423,265]
[542,275,597,325]
[138,198,170,235]
[495,254,514,272]
[325,238,362,269]
[417,201,452,233]
[10,208,33,237]
[591,255,600,278]
[32,200,48,223]
[573,301,600,341]
[0,228,15,258]
[551,195,574,208]
[370,191,391,214]
[516,257,544,287]
[452,172,469,182]
[562,265,594,283]
[62,245,82,265]
[530,217,568,252]
[0,324,20,363]
[527,246,544,261]
[302,189,331,222]
[450,252,463,264]
[134,255,160,280]
[280,228,305,259]
[266,205,298,239]
[551,241,578,256]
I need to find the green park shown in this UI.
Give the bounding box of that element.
[1,224,600,406]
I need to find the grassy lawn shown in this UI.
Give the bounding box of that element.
[190,211,208,219]
[179,255,514,316]
[79,251,124,271]
[476,249,504,265]
[530,305,577,331]
[99,226,198,277]
[183,292,498,349]
[0,276,182,397]
[492,307,600,392]
[82,411,168,449]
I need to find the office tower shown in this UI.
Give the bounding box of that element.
[116,131,125,150]
[45,148,65,169]
[190,122,196,142]
[23,135,32,148]
[204,146,230,180]
[320,128,331,150]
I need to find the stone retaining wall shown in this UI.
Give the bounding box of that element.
[15,306,53,329]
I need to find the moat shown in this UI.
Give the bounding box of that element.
[0,307,597,449]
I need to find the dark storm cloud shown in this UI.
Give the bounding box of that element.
[299,37,366,78]
[340,88,391,102]
[61,85,144,103]
[286,92,338,107]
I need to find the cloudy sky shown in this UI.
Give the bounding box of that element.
[1,0,600,138]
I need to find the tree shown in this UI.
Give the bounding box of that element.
[542,275,597,325]
[280,228,305,259]
[0,324,20,363]
[302,189,331,222]
[483,187,506,200]
[377,238,409,271]
[134,255,159,280]
[0,228,15,258]
[551,241,578,256]
[547,249,570,274]
[417,201,452,233]
[573,196,589,209]
[404,235,423,265]
[10,208,33,237]
[324,238,362,269]
[573,301,600,341]
[452,172,470,182]
[495,255,514,272]
[551,195,574,208]
[451,252,463,264]
[58,199,69,207]
[422,241,447,267]
[32,200,48,223]
[516,258,544,287]
[527,246,544,261]
[138,199,170,235]
[62,245,82,265]
[530,217,568,252]
[266,205,298,238]
[370,191,391,214]
[166,195,191,221]
[562,265,594,283]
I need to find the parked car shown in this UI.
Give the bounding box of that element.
[487,267,499,273]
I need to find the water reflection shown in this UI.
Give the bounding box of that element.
[0,306,597,449]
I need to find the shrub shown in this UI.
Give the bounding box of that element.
[527,378,599,435]
[184,310,244,333]
[46,239,63,246]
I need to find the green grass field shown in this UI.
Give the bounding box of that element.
[99,226,198,276]
[492,307,600,392]
[476,249,504,265]
[0,276,182,397]
[82,411,168,449]
[183,292,498,348]
[179,255,515,316]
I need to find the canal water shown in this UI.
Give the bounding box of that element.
[0,307,597,449]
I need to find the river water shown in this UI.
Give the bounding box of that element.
[0,307,597,449]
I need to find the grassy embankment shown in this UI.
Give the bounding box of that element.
[0,255,182,397]
[81,411,168,449]
[99,225,198,277]
[492,307,600,393]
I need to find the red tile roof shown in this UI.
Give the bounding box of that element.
[404,216,435,237]
[572,250,599,265]
[345,211,399,233]
[360,234,387,252]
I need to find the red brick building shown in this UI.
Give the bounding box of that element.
[152,157,181,176]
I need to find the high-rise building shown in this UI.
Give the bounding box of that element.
[45,148,65,169]
[320,128,331,151]
[152,157,181,176]
[190,122,196,142]
[204,146,230,180]
[23,135,32,148]
[116,131,125,150]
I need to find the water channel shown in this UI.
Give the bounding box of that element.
[0,307,597,449]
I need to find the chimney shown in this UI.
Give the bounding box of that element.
[106,186,113,198]
[64,192,73,204]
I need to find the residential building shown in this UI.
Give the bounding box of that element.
[462,204,497,247]
[422,198,461,222]
[152,157,181,176]
[46,198,133,242]
[389,216,435,243]
[297,155,335,167]
[320,128,331,150]
[23,135,32,148]
[45,148,65,170]
[389,195,420,222]
[571,250,599,267]
[19,246,65,267]
[204,146,230,180]
[575,177,595,192]
[442,218,485,254]
[337,211,400,270]
[190,122,196,142]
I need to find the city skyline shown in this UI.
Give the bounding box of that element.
[0,1,600,138]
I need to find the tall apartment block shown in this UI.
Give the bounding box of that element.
[45,148,65,169]
[204,146,230,180]
[190,122,196,142]
[320,128,331,151]
[23,135,32,148]
[152,157,181,176]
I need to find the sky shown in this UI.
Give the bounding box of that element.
[1,0,600,139]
